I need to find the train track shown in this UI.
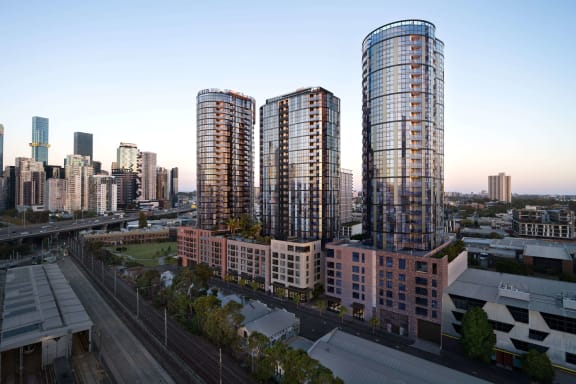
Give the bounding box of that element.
[70,247,254,384]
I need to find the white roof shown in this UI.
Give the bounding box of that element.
[523,244,571,261]
[1,264,93,352]
[308,329,489,384]
[244,309,299,338]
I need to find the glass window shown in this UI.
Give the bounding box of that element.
[352,252,360,262]
[398,302,406,310]
[386,257,393,267]
[399,258,406,270]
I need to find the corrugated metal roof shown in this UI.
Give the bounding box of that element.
[1,264,93,352]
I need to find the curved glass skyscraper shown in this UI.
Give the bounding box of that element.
[362,20,444,251]
[197,89,255,230]
[31,116,49,165]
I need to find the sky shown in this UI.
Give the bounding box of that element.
[1,0,575,195]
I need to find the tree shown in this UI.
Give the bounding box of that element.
[226,217,240,234]
[138,211,148,228]
[460,307,496,363]
[316,299,327,317]
[192,263,213,290]
[247,331,269,373]
[338,305,348,325]
[522,349,554,384]
[369,316,380,335]
[293,293,302,308]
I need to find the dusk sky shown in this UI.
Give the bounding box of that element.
[1,0,575,194]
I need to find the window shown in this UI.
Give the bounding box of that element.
[489,320,514,333]
[352,283,360,291]
[399,273,406,282]
[507,306,529,324]
[540,312,576,334]
[386,300,393,308]
[386,271,393,280]
[416,297,428,306]
[352,274,360,282]
[399,284,406,292]
[510,338,548,353]
[432,279,437,288]
[352,252,360,262]
[386,290,393,298]
[415,277,428,286]
[432,263,438,275]
[416,261,428,273]
[566,352,576,365]
[449,294,486,311]
[398,293,406,301]
[432,311,437,319]
[399,258,406,270]
[336,263,342,270]
[353,292,360,299]
[398,302,406,310]
[432,290,437,298]
[352,266,360,273]
[415,287,427,295]
[386,257,393,267]
[386,280,393,289]
[529,329,549,341]
[416,307,428,317]
[452,311,464,321]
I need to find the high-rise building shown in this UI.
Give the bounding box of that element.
[362,20,445,251]
[141,151,157,200]
[488,172,512,203]
[156,167,170,207]
[74,132,93,160]
[46,178,66,212]
[196,89,255,230]
[30,116,50,165]
[0,124,4,177]
[64,154,93,212]
[15,157,46,210]
[89,175,117,214]
[340,169,354,224]
[260,87,340,242]
[117,143,139,171]
[112,168,138,210]
[170,167,179,208]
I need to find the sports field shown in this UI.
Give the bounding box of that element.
[108,242,177,267]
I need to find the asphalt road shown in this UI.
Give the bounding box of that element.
[58,256,176,384]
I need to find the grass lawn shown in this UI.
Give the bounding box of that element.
[108,241,177,267]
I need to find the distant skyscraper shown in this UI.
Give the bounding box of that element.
[30,116,50,165]
[117,142,139,171]
[196,89,255,230]
[141,151,157,200]
[46,178,66,212]
[170,167,179,207]
[340,169,353,224]
[74,132,93,160]
[15,157,46,209]
[156,167,170,207]
[260,87,340,241]
[362,20,445,251]
[64,154,93,212]
[0,124,4,177]
[112,168,138,210]
[488,172,512,203]
[89,175,117,214]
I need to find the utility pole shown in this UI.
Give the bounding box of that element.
[136,288,140,318]
[219,348,222,384]
[164,307,168,347]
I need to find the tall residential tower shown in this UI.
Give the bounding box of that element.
[196,89,255,230]
[74,132,94,160]
[260,87,340,242]
[31,116,50,165]
[488,172,512,203]
[362,20,445,251]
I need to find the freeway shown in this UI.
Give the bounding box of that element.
[0,207,193,242]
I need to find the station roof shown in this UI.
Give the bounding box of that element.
[1,264,93,352]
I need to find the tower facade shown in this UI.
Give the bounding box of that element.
[15,157,46,209]
[340,169,354,224]
[117,143,139,171]
[141,151,157,200]
[196,89,255,230]
[64,154,93,212]
[362,20,444,251]
[170,167,179,208]
[89,175,117,214]
[74,132,94,160]
[260,87,340,242]
[488,172,512,203]
[31,116,50,165]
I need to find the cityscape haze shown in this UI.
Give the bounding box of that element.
[1,0,575,194]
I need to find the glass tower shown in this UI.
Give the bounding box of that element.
[260,87,340,242]
[31,116,50,165]
[362,20,444,251]
[196,89,255,230]
[74,132,94,160]
[0,124,4,176]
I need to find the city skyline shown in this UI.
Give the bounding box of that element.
[1,0,575,194]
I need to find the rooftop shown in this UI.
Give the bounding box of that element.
[523,244,572,261]
[1,264,93,352]
[446,268,576,315]
[308,329,489,384]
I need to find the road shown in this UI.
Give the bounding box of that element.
[58,256,176,384]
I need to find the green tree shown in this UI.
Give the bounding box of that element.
[338,305,348,325]
[369,316,380,335]
[460,307,496,363]
[226,217,240,234]
[138,211,148,228]
[192,263,213,290]
[522,349,554,384]
[293,293,302,308]
[316,299,327,317]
